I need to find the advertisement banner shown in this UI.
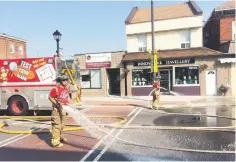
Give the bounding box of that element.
[85,53,111,68]
[0,57,56,83]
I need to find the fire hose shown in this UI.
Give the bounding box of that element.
[0,87,235,154]
[0,115,127,134]
[0,105,235,154]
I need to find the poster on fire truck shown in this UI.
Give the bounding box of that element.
[0,57,56,83]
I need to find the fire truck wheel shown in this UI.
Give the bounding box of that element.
[8,96,29,116]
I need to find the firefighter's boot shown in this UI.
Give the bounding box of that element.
[60,137,68,143]
[51,139,64,148]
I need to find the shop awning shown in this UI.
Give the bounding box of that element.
[122,47,224,61]
[219,58,236,63]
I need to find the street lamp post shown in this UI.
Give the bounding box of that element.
[151,0,157,82]
[53,30,62,57]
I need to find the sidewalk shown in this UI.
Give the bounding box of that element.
[81,95,235,102]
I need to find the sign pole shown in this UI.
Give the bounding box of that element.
[151,0,157,83]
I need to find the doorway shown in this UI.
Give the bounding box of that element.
[205,70,217,96]
[107,68,121,96]
[158,69,172,94]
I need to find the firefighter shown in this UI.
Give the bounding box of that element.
[48,73,71,148]
[152,77,160,110]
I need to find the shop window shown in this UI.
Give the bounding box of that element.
[175,66,199,85]
[9,44,14,53]
[80,69,102,89]
[180,30,191,49]
[137,34,147,52]
[132,69,153,86]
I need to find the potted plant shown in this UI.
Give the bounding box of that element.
[219,83,230,96]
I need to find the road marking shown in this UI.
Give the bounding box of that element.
[0,134,23,145]
[80,107,138,162]
[93,108,142,161]
[0,124,50,148]
[127,107,137,117]
[0,121,30,145]
[0,105,94,148]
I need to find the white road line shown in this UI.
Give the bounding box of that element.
[80,107,138,162]
[127,107,138,117]
[93,108,142,162]
[0,134,23,145]
[0,121,29,145]
[0,106,94,148]
[0,124,50,148]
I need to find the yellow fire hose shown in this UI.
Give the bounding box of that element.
[0,115,127,134]
[0,114,235,154]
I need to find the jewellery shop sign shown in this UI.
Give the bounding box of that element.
[134,58,195,66]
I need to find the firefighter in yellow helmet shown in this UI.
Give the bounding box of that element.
[152,76,161,110]
[48,73,72,147]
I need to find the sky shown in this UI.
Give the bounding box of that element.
[0,0,228,59]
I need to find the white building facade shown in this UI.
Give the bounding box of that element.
[126,16,203,52]
[122,1,234,96]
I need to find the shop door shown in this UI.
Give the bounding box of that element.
[205,70,217,96]
[107,69,121,96]
[159,70,170,92]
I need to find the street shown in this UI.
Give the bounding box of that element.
[0,97,235,161]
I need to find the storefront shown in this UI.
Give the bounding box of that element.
[74,51,126,97]
[122,47,235,96]
[131,58,200,95]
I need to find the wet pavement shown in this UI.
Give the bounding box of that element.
[0,98,235,161]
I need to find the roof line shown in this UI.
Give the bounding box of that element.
[215,7,236,11]
[158,47,221,53]
[0,33,27,42]
[203,9,215,28]
[125,7,138,25]
[126,15,202,26]
[74,50,127,56]
[125,1,202,25]
[188,0,203,15]
[123,54,234,61]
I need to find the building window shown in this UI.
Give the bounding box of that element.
[232,21,235,40]
[180,30,191,49]
[80,69,102,89]
[175,66,199,85]
[137,34,147,52]
[132,69,153,86]
[9,44,14,53]
[18,46,23,55]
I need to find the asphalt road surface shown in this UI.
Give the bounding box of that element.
[0,99,235,161]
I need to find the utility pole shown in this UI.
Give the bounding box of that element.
[151,0,156,82]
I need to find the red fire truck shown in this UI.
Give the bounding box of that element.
[0,55,80,116]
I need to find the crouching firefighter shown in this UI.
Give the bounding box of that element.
[152,76,161,110]
[48,73,71,147]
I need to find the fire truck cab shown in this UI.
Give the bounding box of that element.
[0,55,81,116]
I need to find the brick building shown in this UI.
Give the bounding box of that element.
[203,0,235,53]
[0,33,27,59]
[74,51,126,96]
[203,1,236,96]
[73,1,235,97]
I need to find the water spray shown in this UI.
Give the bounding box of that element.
[61,104,235,154]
